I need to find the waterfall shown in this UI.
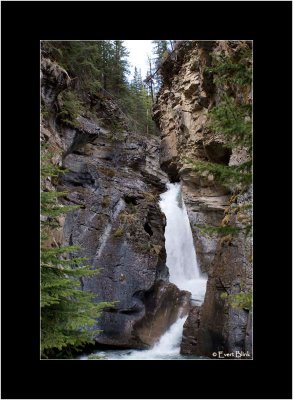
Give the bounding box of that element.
[159,182,207,305]
[140,182,207,357]
[146,316,187,357]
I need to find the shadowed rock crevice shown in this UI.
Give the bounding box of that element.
[204,142,231,165]
[144,221,153,236]
[123,194,138,206]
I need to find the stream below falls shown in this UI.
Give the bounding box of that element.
[80,183,207,360]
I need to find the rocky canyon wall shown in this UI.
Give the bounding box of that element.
[41,55,190,350]
[153,40,252,358]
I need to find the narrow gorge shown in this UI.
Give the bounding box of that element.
[41,40,252,360]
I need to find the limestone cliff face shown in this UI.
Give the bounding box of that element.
[41,56,190,349]
[153,41,231,274]
[154,40,252,358]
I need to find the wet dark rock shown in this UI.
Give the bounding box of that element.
[180,230,252,359]
[60,133,171,348]
[133,280,191,347]
[180,306,201,355]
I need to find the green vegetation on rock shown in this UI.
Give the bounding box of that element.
[221,291,252,311]
[42,40,157,135]
[207,95,252,153]
[41,146,115,359]
[186,159,252,191]
[205,46,252,87]
[57,90,85,128]
[187,43,252,192]
[113,228,124,238]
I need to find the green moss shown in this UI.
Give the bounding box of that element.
[113,228,124,237]
[195,224,242,238]
[134,242,152,254]
[220,291,252,311]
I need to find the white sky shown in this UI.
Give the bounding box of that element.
[124,40,153,80]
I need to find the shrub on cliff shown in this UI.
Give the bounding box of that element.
[57,90,85,128]
[189,43,252,191]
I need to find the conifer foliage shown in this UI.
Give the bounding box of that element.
[127,67,156,134]
[42,40,157,135]
[187,43,252,191]
[41,147,114,359]
[151,40,169,90]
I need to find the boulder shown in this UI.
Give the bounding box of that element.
[133,280,191,347]
[180,305,201,355]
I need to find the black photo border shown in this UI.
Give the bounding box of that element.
[1,1,292,399]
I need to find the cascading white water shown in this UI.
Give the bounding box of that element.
[81,183,207,360]
[146,316,187,357]
[137,182,207,358]
[79,316,188,360]
[159,183,207,305]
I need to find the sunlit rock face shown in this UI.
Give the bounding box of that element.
[154,40,252,358]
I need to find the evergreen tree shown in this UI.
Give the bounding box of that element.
[41,147,115,359]
[42,40,157,135]
[152,40,169,90]
[42,41,103,95]
[130,67,145,123]
[42,40,130,100]
[127,68,157,135]
[152,40,169,68]
[145,56,155,103]
[109,40,130,96]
